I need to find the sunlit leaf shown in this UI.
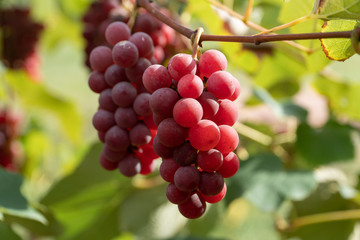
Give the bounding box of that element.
[316,0,360,20]
[320,20,358,61]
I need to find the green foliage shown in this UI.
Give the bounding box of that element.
[321,20,359,61]
[0,168,45,223]
[296,121,355,167]
[1,0,360,239]
[316,0,360,20]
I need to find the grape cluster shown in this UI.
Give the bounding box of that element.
[89,21,159,177]
[0,8,43,79]
[82,0,182,68]
[143,50,241,219]
[0,107,22,171]
[82,0,125,68]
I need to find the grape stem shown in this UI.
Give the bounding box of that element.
[137,0,356,46]
[277,209,360,231]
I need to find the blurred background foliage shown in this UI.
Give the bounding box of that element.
[1,0,360,239]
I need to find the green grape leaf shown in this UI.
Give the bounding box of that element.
[0,168,46,224]
[0,222,22,240]
[320,20,359,61]
[41,143,132,240]
[285,183,357,240]
[210,198,281,240]
[227,154,317,211]
[4,71,83,144]
[296,121,355,167]
[316,0,360,20]
[313,76,360,120]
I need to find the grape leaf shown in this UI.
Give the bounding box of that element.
[320,20,359,61]
[296,121,355,167]
[0,168,46,224]
[0,222,21,240]
[313,76,360,120]
[227,154,317,211]
[316,0,360,20]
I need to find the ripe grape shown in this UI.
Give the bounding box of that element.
[197,149,223,172]
[173,98,203,128]
[133,93,152,116]
[153,135,174,159]
[206,71,236,99]
[189,120,220,151]
[112,81,137,107]
[201,183,227,204]
[100,153,119,171]
[105,21,131,46]
[178,193,206,219]
[112,41,139,68]
[89,71,108,93]
[159,158,180,182]
[217,152,239,178]
[99,89,117,111]
[212,99,238,126]
[198,49,227,78]
[129,32,154,58]
[142,65,172,93]
[125,58,151,85]
[129,123,151,146]
[104,64,128,87]
[198,171,224,196]
[149,88,179,118]
[90,46,113,72]
[92,109,115,132]
[157,118,187,147]
[166,183,191,204]
[102,144,126,162]
[105,126,130,151]
[114,107,138,129]
[196,92,219,119]
[215,125,239,154]
[168,53,197,81]
[174,166,200,192]
[118,153,141,177]
[177,74,204,98]
[173,142,198,166]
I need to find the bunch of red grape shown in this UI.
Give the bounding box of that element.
[143,50,241,219]
[0,107,22,171]
[89,21,159,177]
[82,0,182,68]
[82,0,125,68]
[0,8,43,80]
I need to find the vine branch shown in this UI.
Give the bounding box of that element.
[137,0,356,46]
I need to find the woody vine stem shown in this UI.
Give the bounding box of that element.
[136,0,359,50]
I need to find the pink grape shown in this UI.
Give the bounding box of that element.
[112,40,139,68]
[105,125,130,151]
[166,183,191,204]
[114,107,138,129]
[125,58,151,85]
[149,88,179,118]
[173,98,203,128]
[142,64,172,93]
[198,171,224,196]
[129,32,154,58]
[104,64,128,87]
[196,91,219,119]
[89,71,108,93]
[212,99,238,126]
[177,74,204,98]
[206,71,235,99]
[89,46,113,72]
[189,120,220,151]
[168,53,197,81]
[118,153,141,177]
[160,158,180,182]
[198,49,227,78]
[215,125,239,154]
[111,82,137,107]
[217,152,239,178]
[105,21,130,46]
[201,183,227,203]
